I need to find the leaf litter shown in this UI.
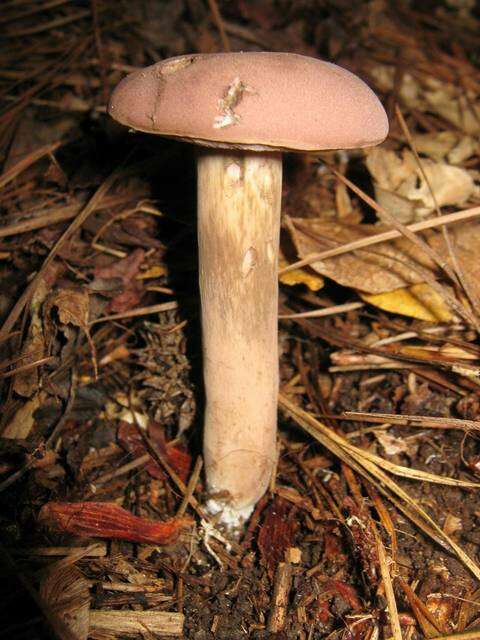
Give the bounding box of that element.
[1,2,480,640]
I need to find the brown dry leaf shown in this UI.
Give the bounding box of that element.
[46,289,90,331]
[412,131,478,164]
[13,276,50,398]
[287,217,435,294]
[39,564,90,640]
[366,148,476,223]
[361,284,454,322]
[3,392,45,439]
[429,221,480,312]
[443,513,462,537]
[376,432,411,457]
[44,288,95,373]
[370,64,480,135]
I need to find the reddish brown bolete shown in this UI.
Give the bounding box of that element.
[108,52,388,525]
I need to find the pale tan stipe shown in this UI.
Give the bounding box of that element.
[198,151,282,518]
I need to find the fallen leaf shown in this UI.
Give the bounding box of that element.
[366,148,476,222]
[3,392,44,439]
[412,131,478,164]
[44,288,96,375]
[13,270,56,397]
[370,63,480,136]
[443,513,462,537]
[39,501,192,545]
[279,258,324,291]
[287,217,435,294]
[117,421,192,482]
[46,289,90,331]
[93,248,145,285]
[40,564,90,640]
[429,222,480,312]
[136,265,168,280]
[376,432,412,456]
[361,283,454,322]
[92,249,145,313]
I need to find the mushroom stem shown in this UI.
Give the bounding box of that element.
[197,150,282,525]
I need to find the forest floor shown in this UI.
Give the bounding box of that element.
[1,1,480,639]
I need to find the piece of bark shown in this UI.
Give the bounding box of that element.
[267,562,293,633]
[89,610,184,636]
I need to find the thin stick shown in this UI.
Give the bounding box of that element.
[90,0,109,104]
[279,301,364,319]
[177,457,203,517]
[0,140,62,189]
[0,356,54,379]
[93,453,150,486]
[4,9,91,37]
[375,530,403,640]
[0,195,128,239]
[207,0,231,52]
[344,411,480,431]
[90,301,178,326]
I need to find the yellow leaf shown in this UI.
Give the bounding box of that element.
[279,264,324,291]
[136,265,167,280]
[361,283,453,322]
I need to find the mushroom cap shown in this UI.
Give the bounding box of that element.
[108,52,388,152]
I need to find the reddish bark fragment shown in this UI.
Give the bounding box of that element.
[258,497,297,577]
[117,421,191,482]
[107,287,142,313]
[94,248,145,284]
[39,501,191,545]
[326,580,362,612]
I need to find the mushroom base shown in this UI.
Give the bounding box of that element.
[197,150,282,525]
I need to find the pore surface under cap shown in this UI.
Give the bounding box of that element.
[108,52,388,151]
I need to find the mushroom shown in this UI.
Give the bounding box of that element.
[108,52,388,526]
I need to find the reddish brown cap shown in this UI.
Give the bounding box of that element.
[108,52,388,152]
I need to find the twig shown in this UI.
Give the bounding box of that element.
[207,0,231,52]
[0,140,62,189]
[177,457,203,517]
[0,195,129,239]
[93,453,151,486]
[343,411,480,432]
[0,356,54,378]
[90,301,179,326]
[279,301,364,319]
[90,0,109,104]
[375,530,403,640]
[4,9,91,37]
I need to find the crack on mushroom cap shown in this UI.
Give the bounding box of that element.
[213,77,257,130]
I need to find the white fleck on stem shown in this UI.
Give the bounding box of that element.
[197,150,282,526]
